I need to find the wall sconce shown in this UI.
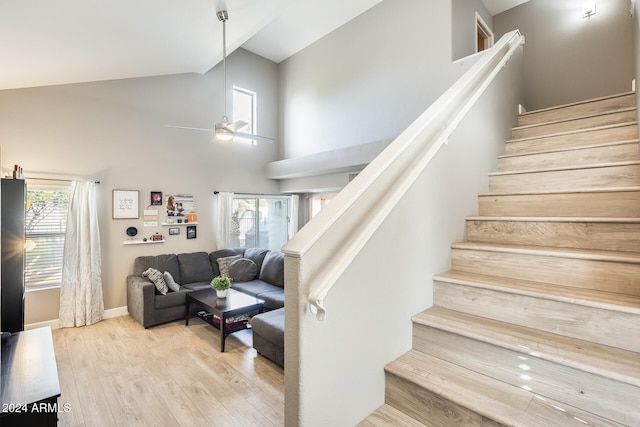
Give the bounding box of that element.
[583,2,596,18]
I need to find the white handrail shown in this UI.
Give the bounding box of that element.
[282,30,524,321]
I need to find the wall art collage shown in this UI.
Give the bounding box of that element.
[113,190,198,245]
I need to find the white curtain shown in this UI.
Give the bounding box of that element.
[289,194,299,238]
[215,191,234,249]
[59,181,104,327]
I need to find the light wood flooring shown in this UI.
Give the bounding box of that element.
[51,315,284,427]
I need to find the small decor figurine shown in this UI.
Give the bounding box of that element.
[211,276,231,298]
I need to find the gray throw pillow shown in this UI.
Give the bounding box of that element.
[259,251,284,287]
[163,271,181,292]
[142,267,169,295]
[228,258,258,282]
[217,255,242,277]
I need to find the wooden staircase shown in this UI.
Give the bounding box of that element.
[360,92,640,426]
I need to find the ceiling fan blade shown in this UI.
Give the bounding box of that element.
[164,125,214,132]
[235,131,275,143]
[227,120,249,132]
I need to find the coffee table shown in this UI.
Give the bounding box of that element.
[185,288,264,352]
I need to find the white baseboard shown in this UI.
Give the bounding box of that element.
[25,306,129,330]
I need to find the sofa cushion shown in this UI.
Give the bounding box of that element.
[134,254,180,282]
[178,252,214,283]
[259,251,284,287]
[154,288,190,309]
[243,248,270,274]
[163,271,181,292]
[256,290,285,311]
[142,268,169,295]
[210,248,246,276]
[228,258,258,282]
[251,308,285,347]
[231,279,281,299]
[181,281,212,292]
[217,254,242,277]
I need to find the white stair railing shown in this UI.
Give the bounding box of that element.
[282,30,525,321]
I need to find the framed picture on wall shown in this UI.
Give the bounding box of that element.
[151,191,162,206]
[112,190,139,219]
[169,227,180,235]
[186,225,196,239]
[165,194,194,218]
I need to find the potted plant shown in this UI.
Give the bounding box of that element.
[211,276,231,298]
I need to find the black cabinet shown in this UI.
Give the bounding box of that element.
[1,179,26,333]
[1,327,61,426]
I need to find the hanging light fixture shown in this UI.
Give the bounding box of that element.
[214,10,234,141]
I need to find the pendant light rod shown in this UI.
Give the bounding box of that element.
[216,10,229,120]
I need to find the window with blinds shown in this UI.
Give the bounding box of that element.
[25,184,71,290]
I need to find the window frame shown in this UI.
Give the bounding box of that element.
[232,85,257,144]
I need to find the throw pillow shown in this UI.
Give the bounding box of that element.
[228,258,258,282]
[163,271,181,292]
[217,254,242,278]
[142,267,169,295]
[259,251,284,287]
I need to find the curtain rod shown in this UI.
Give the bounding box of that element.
[25,177,101,184]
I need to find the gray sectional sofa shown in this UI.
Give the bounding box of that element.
[126,248,285,367]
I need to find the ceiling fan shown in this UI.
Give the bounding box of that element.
[166,10,274,144]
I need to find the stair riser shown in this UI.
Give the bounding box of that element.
[412,325,639,426]
[465,219,640,252]
[478,191,640,217]
[498,142,639,172]
[488,164,640,193]
[506,124,638,155]
[433,281,640,352]
[451,248,640,296]
[517,94,637,127]
[512,110,636,139]
[384,373,502,427]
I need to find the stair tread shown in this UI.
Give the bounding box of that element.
[413,307,640,386]
[480,185,640,197]
[506,121,638,144]
[434,270,640,314]
[520,92,636,117]
[451,241,640,263]
[488,160,640,177]
[498,139,639,160]
[357,404,427,427]
[466,215,640,223]
[512,107,637,132]
[387,350,627,427]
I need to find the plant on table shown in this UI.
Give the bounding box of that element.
[211,276,231,298]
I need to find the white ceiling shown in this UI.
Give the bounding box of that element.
[0,0,526,91]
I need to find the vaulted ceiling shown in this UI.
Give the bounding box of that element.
[0,0,527,91]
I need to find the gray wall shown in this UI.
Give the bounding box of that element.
[277,0,480,193]
[0,48,279,324]
[494,0,634,110]
[452,0,493,60]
